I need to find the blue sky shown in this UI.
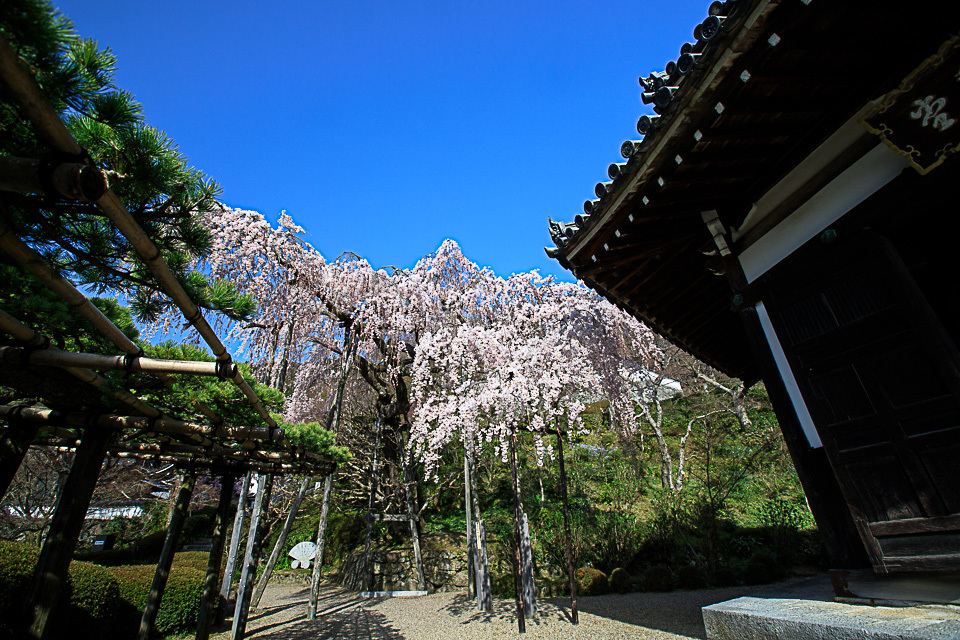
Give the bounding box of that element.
[56,0,710,281]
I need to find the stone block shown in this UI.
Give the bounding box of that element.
[703,597,960,640]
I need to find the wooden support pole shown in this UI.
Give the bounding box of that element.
[197,472,236,640]
[519,512,536,618]
[231,474,273,640]
[361,419,384,593]
[509,431,526,634]
[138,472,196,640]
[307,324,355,620]
[556,429,579,624]
[0,419,40,501]
[26,426,111,640]
[401,435,426,591]
[252,475,311,607]
[307,474,334,620]
[475,520,493,611]
[463,443,475,599]
[218,472,251,625]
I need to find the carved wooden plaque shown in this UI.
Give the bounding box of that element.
[862,35,960,174]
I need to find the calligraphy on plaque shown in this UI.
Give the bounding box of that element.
[862,35,960,174]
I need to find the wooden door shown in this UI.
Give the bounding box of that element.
[759,231,960,572]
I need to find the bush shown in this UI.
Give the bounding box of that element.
[491,571,516,598]
[172,551,209,572]
[66,561,121,639]
[711,565,738,587]
[609,567,631,594]
[0,540,41,637]
[639,564,674,592]
[677,564,706,589]
[110,564,205,636]
[575,566,608,596]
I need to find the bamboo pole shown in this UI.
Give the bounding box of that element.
[219,472,251,625]
[197,472,236,640]
[232,474,273,640]
[556,429,579,624]
[509,430,526,634]
[0,154,107,201]
[138,472,196,640]
[251,475,311,607]
[26,426,111,640]
[0,344,235,378]
[0,36,270,436]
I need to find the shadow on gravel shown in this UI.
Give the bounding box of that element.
[562,574,835,640]
[440,593,521,625]
[256,606,406,640]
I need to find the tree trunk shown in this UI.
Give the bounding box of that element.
[555,430,579,624]
[519,512,536,618]
[26,426,111,640]
[307,474,334,620]
[509,431,526,634]
[218,472,251,624]
[252,475,310,607]
[197,472,236,640]
[463,444,475,599]
[138,472,196,640]
[402,435,425,590]
[361,419,383,592]
[231,474,273,640]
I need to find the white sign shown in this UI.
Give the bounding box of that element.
[289,541,317,569]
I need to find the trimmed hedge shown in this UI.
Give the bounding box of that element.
[0,540,41,637]
[640,564,675,592]
[609,567,631,594]
[575,566,608,595]
[110,564,205,637]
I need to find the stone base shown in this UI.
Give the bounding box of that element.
[702,597,960,640]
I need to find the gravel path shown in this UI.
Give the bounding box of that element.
[212,575,834,640]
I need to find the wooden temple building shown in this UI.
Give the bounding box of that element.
[547,0,960,601]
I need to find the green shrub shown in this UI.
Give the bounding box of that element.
[575,566,608,596]
[639,564,674,592]
[677,564,706,589]
[609,567,631,594]
[172,551,209,572]
[0,540,41,637]
[110,564,204,636]
[66,561,121,639]
[741,559,771,585]
[711,565,738,587]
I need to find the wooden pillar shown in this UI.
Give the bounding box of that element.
[252,475,311,607]
[197,472,236,640]
[555,429,578,623]
[26,426,111,640]
[0,419,40,501]
[463,443,475,598]
[474,520,492,611]
[138,471,197,640]
[508,431,526,634]
[231,473,273,640]
[217,471,251,624]
[401,433,426,591]
[361,419,383,592]
[307,474,334,620]
[519,512,536,618]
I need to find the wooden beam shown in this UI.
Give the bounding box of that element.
[0,344,236,378]
[26,426,111,640]
[138,472,196,640]
[197,472,236,640]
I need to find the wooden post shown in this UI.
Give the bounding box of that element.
[307,474,333,620]
[252,475,311,607]
[0,419,40,501]
[231,473,273,640]
[509,431,526,634]
[138,471,196,640]
[307,325,356,620]
[218,471,251,624]
[197,472,236,640]
[26,426,111,640]
[519,512,536,618]
[463,443,475,599]
[361,419,383,592]
[402,434,426,591]
[555,429,578,623]
[475,520,492,611]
